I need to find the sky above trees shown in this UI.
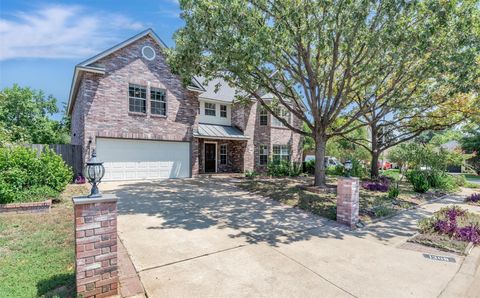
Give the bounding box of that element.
[0,0,183,118]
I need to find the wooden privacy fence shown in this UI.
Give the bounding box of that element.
[25,144,83,178]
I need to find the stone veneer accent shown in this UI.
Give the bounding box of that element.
[73,194,118,297]
[70,35,199,175]
[336,177,360,228]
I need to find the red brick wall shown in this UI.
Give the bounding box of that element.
[74,197,118,297]
[336,177,360,228]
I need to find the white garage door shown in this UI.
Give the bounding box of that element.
[96,138,190,181]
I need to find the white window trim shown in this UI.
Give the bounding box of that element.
[205,102,216,116]
[220,105,227,118]
[220,143,228,165]
[204,141,217,172]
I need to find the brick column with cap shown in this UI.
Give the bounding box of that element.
[73,194,118,297]
[336,177,360,228]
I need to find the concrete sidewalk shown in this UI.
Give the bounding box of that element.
[103,179,478,298]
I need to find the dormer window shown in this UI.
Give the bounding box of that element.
[220,105,227,118]
[205,102,216,116]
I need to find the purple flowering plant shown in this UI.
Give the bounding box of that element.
[418,206,480,244]
[466,193,480,204]
[361,176,391,192]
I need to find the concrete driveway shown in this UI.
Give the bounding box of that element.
[102,178,464,298]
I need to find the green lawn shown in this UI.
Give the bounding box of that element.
[0,184,88,298]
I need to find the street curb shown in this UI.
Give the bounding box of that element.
[439,246,480,298]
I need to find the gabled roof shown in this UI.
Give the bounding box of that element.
[67,28,205,115]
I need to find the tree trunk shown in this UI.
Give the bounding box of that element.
[314,135,327,187]
[370,123,380,179]
[371,151,380,179]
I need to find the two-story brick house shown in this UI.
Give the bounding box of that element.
[68,29,303,181]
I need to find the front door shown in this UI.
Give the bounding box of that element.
[205,143,216,173]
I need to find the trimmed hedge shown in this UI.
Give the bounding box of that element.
[0,146,72,203]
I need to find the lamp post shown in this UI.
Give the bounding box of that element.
[344,160,352,177]
[84,149,105,197]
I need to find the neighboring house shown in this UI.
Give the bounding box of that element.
[67,29,303,181]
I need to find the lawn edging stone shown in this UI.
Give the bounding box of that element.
[0,199,51,214]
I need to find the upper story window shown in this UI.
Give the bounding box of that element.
[220,105,227,118]
[259,108,268,126]
[205,102,216,116]
[259,145,268,165]
[271,107,290,127]
[150,88,167,116]
[129,84,146,113]
[220,144,227,165]
[273,145,290,162]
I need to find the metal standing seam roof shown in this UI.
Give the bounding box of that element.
[194,123,249,140]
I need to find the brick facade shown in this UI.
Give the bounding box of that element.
[197,138,247,173]
[73,195,118,297]
[231,101,303,174]
[70,33,303,177]
[70,35,199,175]
[336,177,360,228]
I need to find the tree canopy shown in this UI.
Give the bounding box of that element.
[0,84,70,145]
[170,0,479,186]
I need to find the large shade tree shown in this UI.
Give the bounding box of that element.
[169,0,479,186]
[0,84,70,144]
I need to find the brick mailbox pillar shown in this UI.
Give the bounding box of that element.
[73,194,118,297]
[336,177,360,228]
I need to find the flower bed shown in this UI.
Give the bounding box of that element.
[465,193,480,205]
[361,176,391,192]
[411,206,480,253]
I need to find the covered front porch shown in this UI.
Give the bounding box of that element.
[194,123,249,174]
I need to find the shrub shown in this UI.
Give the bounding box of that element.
[303,160,315,174]
[388,184,400,199]
[267,160,302,177]
[452,175,467,187]
[350,158,367,178]
[407,170,430,193]
[326,165,344,176]
[244,170,259,179]
[0,146,72,203]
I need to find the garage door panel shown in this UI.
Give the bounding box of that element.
[96,138,190,181]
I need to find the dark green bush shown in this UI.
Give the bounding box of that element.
[267,160,302,177]
[0,146,72,203]
[407,170,430,193]
[326,165,344,176]
[388,184,400,199]
[303,160,315,174]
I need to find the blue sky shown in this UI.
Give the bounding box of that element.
[0,0,183,118]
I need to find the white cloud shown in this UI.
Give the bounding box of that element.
[0,5,146,60]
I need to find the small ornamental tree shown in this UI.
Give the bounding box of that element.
[169,0,479,186]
